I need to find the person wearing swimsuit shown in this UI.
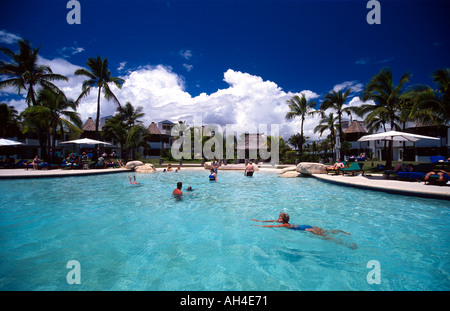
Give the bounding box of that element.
[251,213,355,249]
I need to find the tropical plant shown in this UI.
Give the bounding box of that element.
[116,101,145,127]
[319,88,352,145]
[314,112,338,160]
[409,68,450,125]
[285,93,316,156]
[102,102,149,160]
[22,88,81,161]
[0,39,68,107]
[360,67,411,169]
[75,56,125,138]
[0,103,21,137]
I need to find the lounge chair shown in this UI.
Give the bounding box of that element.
[326,161,347,175]
[341,162,364,176]
[397,171,426,181]
[1,159,27,168]
[383,170,398,179]
[430,156,446,163]
[425,173,449,185]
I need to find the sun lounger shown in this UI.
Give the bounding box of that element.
[430,156,446,163]
[397,171,426,181]
[341,162,364,176]
[383,170,398,179]
[425,173,449,185]
[1,159,27,168]
[326,161,347,175]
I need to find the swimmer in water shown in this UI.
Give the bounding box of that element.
[252,212,356,249]
[172,181,183,196]
[128,175,138,184]
[209,169,217,181]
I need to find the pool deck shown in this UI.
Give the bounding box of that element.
[1,164,449,200]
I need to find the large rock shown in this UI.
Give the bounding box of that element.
[251,163,260,172]
[135,163,156,173]
[279,171,301,178]
[125,160,143,170]
[279,166,297,174]
[296,162,327,175]
[204,161,211,169]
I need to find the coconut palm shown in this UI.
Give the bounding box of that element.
[360,67,411,169]
[0,39,68,107]
[75,56,125,139]
[22,89,81,160]
[314,111,338,160]
[285,93,316,156]
[409,68,450,125]
[116,101,145,127]
[0,103,21,138]
[320,88,352,145]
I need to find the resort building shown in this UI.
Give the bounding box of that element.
[339,120,449,162]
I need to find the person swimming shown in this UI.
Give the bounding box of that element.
[251,212,356,249]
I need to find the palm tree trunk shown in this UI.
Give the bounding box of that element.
[95,86,102,139]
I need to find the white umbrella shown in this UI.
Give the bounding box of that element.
[358,130,440,142]
[0,138,24,146]
[60,138,111,145]
[357,130,439,169]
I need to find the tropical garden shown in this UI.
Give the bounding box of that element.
[1,39,449,166]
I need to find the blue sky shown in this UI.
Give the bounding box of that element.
[1,0,449,139]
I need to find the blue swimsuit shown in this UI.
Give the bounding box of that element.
[291,225,313,231]
[209,174,216,181]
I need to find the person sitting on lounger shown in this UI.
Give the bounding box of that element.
[424,169,450,182]
[32,155,39,170]
[326,159,345,170]
[393,163,414,172]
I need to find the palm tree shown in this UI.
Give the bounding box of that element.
[116,101,145,127]
[320,88,352,145]
[409,68,450,125]
[0,103,21,138]
[360,67,411,169]
[75,56,125,139]
[126,124,151,160]
[0,39,68,107]
[314,111,338,160]
[285,93,316,156]
[37,88,82,159]
[22,89,81,161]
[102,102,148,160]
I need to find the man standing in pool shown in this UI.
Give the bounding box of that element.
[252,212,356,249]
[173,181,183,196]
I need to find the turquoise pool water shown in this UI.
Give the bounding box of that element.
[0,170,449,290]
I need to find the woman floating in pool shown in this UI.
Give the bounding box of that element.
[252,212,357,249]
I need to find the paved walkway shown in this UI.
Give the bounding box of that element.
[312,173,450,200]
[0,167,130,179]
[1,165,449,200]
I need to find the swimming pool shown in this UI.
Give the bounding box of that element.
[0,170,449,290]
